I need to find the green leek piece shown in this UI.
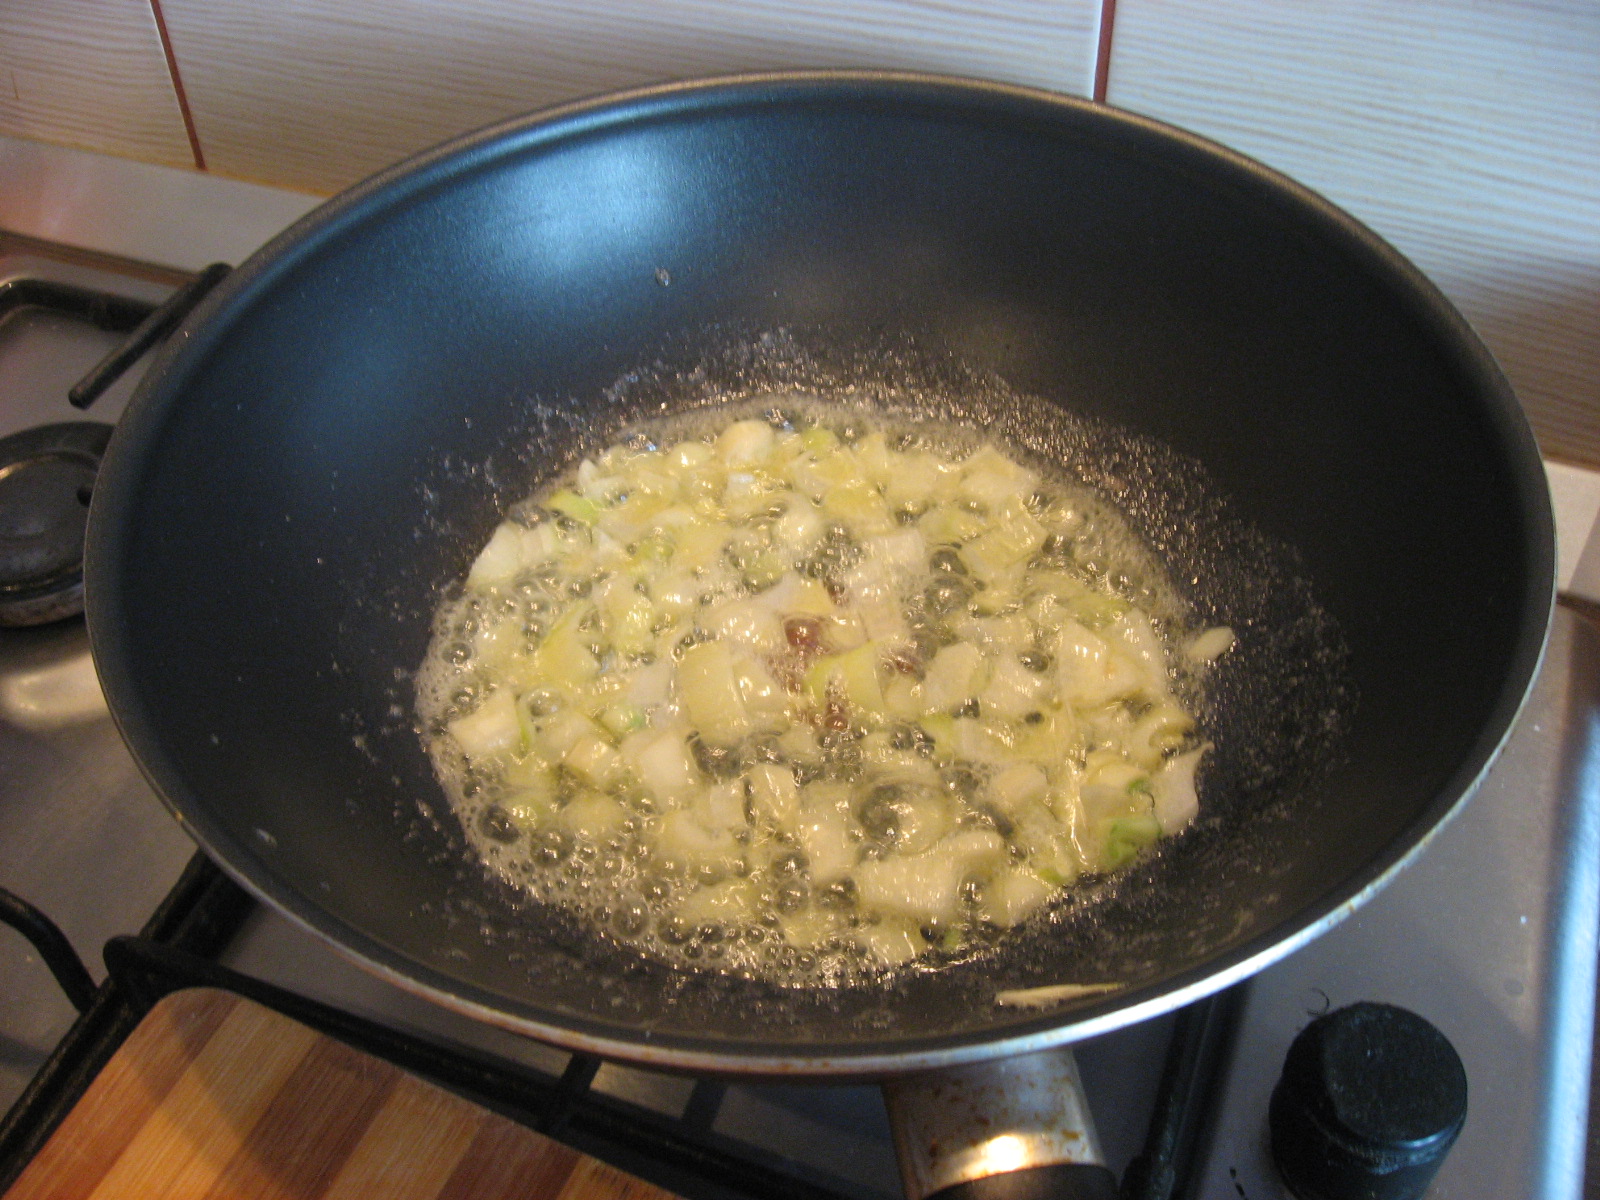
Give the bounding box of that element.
[1069,592,1131,630]
[1100,813,1161,870]
[598,701,647,738]
[547,488,600,525]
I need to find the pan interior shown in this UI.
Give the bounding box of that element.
[89,79,1549,1067]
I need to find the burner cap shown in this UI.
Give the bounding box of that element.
[0,422,115,626]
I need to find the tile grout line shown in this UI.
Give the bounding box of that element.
[1092,0,1119,103]
[146,0,206,171]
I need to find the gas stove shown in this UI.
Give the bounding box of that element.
[0,230,1594,1200]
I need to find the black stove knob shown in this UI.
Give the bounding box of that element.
[1269,1001,1467,1200]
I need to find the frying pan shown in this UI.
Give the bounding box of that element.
[84,74,1552,1094]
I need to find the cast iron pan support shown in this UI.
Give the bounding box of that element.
[884,1048,1119,1200]
[68,263,231,411]
[0,886,97,1013]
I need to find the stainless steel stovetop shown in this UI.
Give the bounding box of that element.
[1,237,1594,1200]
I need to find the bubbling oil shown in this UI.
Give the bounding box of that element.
[417,397,1220,986]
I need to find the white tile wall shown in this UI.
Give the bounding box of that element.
[0,0,1595,463]
[1106,0,1600,466]
[156,0,1101,194]
[0,0,192,168]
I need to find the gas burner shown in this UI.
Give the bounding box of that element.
[0,422,113,626]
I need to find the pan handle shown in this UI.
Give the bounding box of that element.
[882,1047,1118,1200]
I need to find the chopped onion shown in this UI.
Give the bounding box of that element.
[423,404,1225,983]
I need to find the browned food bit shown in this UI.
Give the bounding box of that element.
[784,616,824,652]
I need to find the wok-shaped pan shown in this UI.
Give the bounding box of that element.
[85,73,1552,1078]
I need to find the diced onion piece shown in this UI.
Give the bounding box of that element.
[1055,620,1145,707]
[883,675,923,721]
[598,701,647,738]
[824,610,868,651]
[650,569,699,619]
[1080,755,1150,821]
[546,488,598,525]
[557,792,629,842]
[577,459,627,505]
[958,613,1032,655]
[747,763,800,830]
[472,613,525,672]
[620,729,701,804]
[732,654,790,724]
[1011,803,1088,889]
[1153,745,1206,834]
[1185,626,1236,664]
[951,718,1018,765]
[1110,611,1172,700]
[1129,703,1195,769]
[982,868,1055,927]
[845,568,910,644]
[863,528,927,576]
[448,690,521,760]
[958,445,1038,509]
[673,522,728,572]
[995,982,1121,1009]
[920,642,987,712]
[883,452,950,510]
[857,916,928,967]
[466,524,543,588]
[677,642,754,745]
[774,500,823,555]
[677,879,758,928]
[623,658,673,711]
[716,418,775,467]
[854,829,1007,927]
[806,641,888,715]
[699,779,747,831]
[756,571,833,617]
[532,606,599,683]
[702,596,785,653]
[979,655,1050,720]
[838,641,889,713]
[669,440,713,470]
[656,810,741,872]
[562,728,623,786]
[596,576,655,656]
[797,785,857,882]
[777,724,821,763]
[852,431,894,486]
[779,907,841,950]
[962,497,1046,580]
[988,763,1050,813]
[918,504,986,546]
[823,481,894,534]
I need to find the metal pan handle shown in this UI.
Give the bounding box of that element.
[883,1046,1118,1200]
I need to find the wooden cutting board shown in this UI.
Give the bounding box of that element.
[5,987,681,1200]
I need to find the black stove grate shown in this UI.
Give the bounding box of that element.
[0,857,867,1200]
[0,848,1243,1200]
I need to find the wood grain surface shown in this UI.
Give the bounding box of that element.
[0,0,194,169]
[1107,0,1600,469]
[152,0,1101,194]
[4,988,681,1200]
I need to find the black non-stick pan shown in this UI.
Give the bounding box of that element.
[84,73,1552,1085]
